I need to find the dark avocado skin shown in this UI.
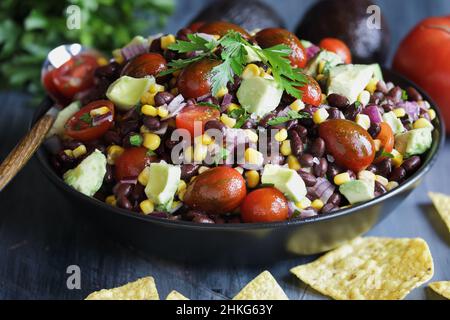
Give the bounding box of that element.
[190,0,285,31]
[295,0,391,64]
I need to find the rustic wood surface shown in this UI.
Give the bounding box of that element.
[0,0,449,300]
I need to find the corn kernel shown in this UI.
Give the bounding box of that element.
[105,195,117,206]
[428,109,436,121]
[280,140,292,156]
[227,103,241,112]
[177,180,187,193]
[190,175,197,183]
[202,133,213,145]
[373,139,381,152]
[287,155,301,171]
[244,148,264,166]
[214,86,229,98]
[290,99,305,112]
[357,90,371,106]
[178,189,186,201]
[140,92,155,105]
[112,49,123,64]
[140,199,154,215]
[375,175,389,187]
[413,118,433,129]
[220,113,237,128]
[141,104,158,117]
[138,167,151,186]
[386,181,399,191]
[358,170,375,183]
[365,78,379,94]
[245,170,260,188]
[295,197,312,210]
[193,144,208,162]
[316,74,326,82]
[142,133,161,150]
[391,149,403,167]
[334,172,351,185]
[242,64,260,79]
[63,149,74,158]
[157,106,169,118]
[393,108,406,118]
[355,114,371,130]
[312,108,329,124]
[72,144,87,158]
[184,146,194,162]
[311,199,324,210]
[161,34,176,50]
[318,60,326,74]
[244,129,259,143]
[198,166,210,174]
[140,125,150,134]
[149,83,165,94]
[274,128,288,142]
[89,106,110,117]
[321,94,327,104]
[106,145,124,165]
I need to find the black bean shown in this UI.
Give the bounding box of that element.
[402,156,421,174]
[240,119,255,129]
[154,92,174,106]
[104,165,114,184]
[292,125,308,139]
[366,164,378,174]
[289,130,304,156]
[104,130,122,145]
[390,166,406,182]
[143,116,161,131]
[370,91,384,104]
[313,158,328,177]
[376,158,392,177]
[376,80,389,94]
[343,102,362,121]
[130,183,145,201]
[176,27,192,41]
[406,86,422,102]
[192,215,215,224]
[375,181,387,194]
[205,119,226,135]
[298,153,314,167]
[119,120,139,136]
[327,163,342,179]
[286,119,298,131]
[182,210,201,221]
[115,183,133,198]
[298,170,317,187]
[149,37,162,52]
[321,203,337,214]
[368,122,381,139]
[117,196,132,210]
[180,164,199,181]
[259,113,276,127]
[327,93,349,109]
[328,107,341,120]
[327,192,342,206]
[382,103,394,112]
[310,138,325,157]
[387,86,402,102]
[62,140,82,150]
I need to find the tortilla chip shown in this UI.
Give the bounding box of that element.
[428,192,450,232]
[166,290,189,300]
[429,281,450,299]
[290,237,434,300]
[233,271,289,300]
[85,276,159,300]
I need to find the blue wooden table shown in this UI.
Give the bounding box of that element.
[0,0,449,300]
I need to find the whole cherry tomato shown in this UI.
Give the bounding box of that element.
[176,105,221,136]
[65,100,114,142]
[240,187,288,223]
[319,38,352,64]
[198,21,250,39]
[114,147,156,181]
[319,119,375,172]
[297,75,322,106]
[177,58,221,99]
[121,53,167,79]
[393,16,450,133]
[184,166,247,214]
[254,28,307,68]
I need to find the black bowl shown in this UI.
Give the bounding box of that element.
[33,69,445,265]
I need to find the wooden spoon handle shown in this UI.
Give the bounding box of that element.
[0,114,54,192]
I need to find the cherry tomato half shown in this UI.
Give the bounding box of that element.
[374,122,395,163]
[240,187,288,223]
[319,119,375,172]
[184,166,247,214]
[198,21,250,39]
[319,38,352,64]
[65,100,114,142]
[121,53,167,79]
[297,75,322,106]
[176,104,220,136]
[254,28,307,68]
[177,58,221,99]
[114,147,157,181]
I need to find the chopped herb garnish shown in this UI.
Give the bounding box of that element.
[147,150,157,156]
[229,108,249,128]
[129,134,143,147]
[79,113,92,125]
[380,150,394,158]
[213,147,230,165]
[291,210,301,219]
[267,110,310,126]
[197,102,221,111]
[401,89,408,101]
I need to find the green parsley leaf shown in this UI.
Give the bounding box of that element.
[79,113,92,125]
[401,89,408,101]
[168,33,218,53]
[267,111,310,126]
[147,150,157,157]
[197,102,221,111]
[129,134,143,147]
[380,149,394,159]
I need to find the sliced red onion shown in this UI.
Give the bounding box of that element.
[277,106,291,117]
[310,177,335,204]
[221,93,233,110]
[398,101,420,122]
[92,112,113,126]
[299,209,318,219]
[197,93,212,102]
[306,45,320,60]
[118,177,138,185]
[161,94,186,120]
[43,135,62,154]
[152,121,168,135]
[195,33,218,42]
[121,43,148,61]
[362,104,383,124]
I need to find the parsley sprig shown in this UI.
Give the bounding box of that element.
[267,110,310,126]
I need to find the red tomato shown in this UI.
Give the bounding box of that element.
[254,28,307,68]
[183,166,247,214]
[297,75,322,106]
[319,38,352,64]
[42,52,100,106]
[177,58,221,99]
[319,119,376,172]
[393,16,450,133]
[198,21,250,39]
[188,21,205,33]
[114,147,156,181]
[240,188,288,223]
[176,105,220,136]
[65,100,114,142]
[374,122,395,163]
[121,53,167,79]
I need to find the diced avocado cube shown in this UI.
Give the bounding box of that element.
[106,76,154,111]
[328,64,374,103]
[244,45,262,63]
[383,111,406,135]
[339,180,374,205]
[46,101,81,138]
[237,77,283,117]
[395,128,432,158]
[261,164,306,202]
[370,63,384,82]
[305,50,343,77]
[145,162,181,207]
[63,149,107,197]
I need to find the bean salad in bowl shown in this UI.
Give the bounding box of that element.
[44,22,438,225]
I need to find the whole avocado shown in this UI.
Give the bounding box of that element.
[295,0,390,64]
[190,0,285,31]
